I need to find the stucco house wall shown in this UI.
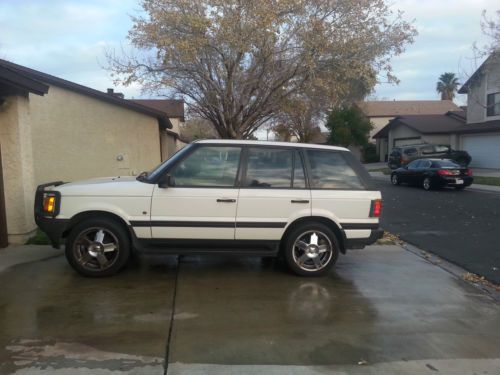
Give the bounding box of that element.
[466,63,500,124]
[0,96,37,243]
[370,117,394,140]
[29,85,162,185]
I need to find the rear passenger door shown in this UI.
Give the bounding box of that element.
[235,147,310,241]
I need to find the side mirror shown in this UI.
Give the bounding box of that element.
[158,174,171,188]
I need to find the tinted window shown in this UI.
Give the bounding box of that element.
[420,160,432,169]
[404,148,417,155]
[390,149,401,156]
[434,160,460,168]
[307,150,363,189]
[407,160,421,169]
[434,145,450,153]
[421,146,434,155]
[170,146,241,187]
[244,148,292,188]
[293,151,306,188]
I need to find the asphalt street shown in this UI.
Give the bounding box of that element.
[377,177,500,284]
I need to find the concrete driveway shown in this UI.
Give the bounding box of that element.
[1,245,499,374]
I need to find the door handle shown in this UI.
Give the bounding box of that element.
[217,198,236,203]
[291,199,309,204]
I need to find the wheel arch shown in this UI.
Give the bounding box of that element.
[280,216,345,254]
[62,210,134,241]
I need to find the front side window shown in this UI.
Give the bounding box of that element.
[169,146,241,187]
[487,92,500,117]
[307,150,363,189]
[243,148,293,188]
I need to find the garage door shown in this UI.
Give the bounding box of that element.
[462,133,500,168]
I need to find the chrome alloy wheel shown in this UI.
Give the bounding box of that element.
[73,227,119,271]
[423,177,431,190]
[292,231,333,272]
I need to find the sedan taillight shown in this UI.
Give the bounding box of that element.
[437,169,453,176]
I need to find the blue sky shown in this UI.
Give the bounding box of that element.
[0,0,498,106]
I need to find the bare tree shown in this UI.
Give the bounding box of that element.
[109,0,416,139]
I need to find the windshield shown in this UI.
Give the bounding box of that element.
[138,144,194,183]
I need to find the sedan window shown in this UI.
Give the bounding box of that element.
[407,160,421,169]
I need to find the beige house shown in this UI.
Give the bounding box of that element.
[0,59,185,246]
[355,100,460,161]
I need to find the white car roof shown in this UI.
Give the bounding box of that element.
[195,139,349,152]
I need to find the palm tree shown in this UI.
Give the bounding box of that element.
[436,72,460,100]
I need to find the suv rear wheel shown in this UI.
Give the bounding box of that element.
[65,218,131,277]
[283,222,339,277]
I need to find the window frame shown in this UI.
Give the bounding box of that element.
[154,142,374,191]
[486,91,500,117]
[163,144,244,189]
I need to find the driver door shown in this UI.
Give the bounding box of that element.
[150,145,242,240]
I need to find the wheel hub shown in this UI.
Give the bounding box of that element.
[88,242,104,257]
[306,244,319,258]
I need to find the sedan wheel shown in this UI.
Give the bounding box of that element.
[284,223,339,277]
[422,177,432,191]
[391,174,399,185]
[65,218,130,277]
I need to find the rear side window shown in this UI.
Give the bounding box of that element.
[244,148,293,188]
[404,148,417,155]
[306,150,364,189]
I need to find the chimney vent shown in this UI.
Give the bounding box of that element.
[106,88,124,99]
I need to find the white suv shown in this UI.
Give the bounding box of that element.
[35,140,382,277]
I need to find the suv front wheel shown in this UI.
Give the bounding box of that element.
[65,218,131,277]
[284,222,339,277]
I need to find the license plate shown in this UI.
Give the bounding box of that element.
[455,179,464,184]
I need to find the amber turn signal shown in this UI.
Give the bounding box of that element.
[43,195,56,214]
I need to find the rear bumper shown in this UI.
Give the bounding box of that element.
[343,229,384,250]
[438,176,473,187]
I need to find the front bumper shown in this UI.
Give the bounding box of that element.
[35,216,69,249]
[343,229,384,250]
[34,181,67,248]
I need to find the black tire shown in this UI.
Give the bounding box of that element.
[283,222,340,277]
[391,174,400,185]
[422,177,432,191]
[65,217,131,277]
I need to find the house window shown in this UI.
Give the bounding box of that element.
[487,92,500,117]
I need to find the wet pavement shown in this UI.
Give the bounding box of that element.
[1,245,499,374]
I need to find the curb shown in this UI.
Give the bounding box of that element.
[401,242,500,302]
